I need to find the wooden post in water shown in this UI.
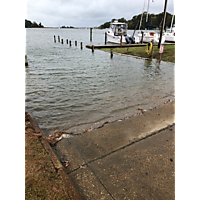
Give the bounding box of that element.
[110,49,113,58]
[80,42,83,49]
[66,39,68,44]
[90,28,92,41]
[69,40,71,46]
[54,35,56,43]
[159,53,162,63]
[92,45,94,53]
[105,32,107,45]
[61,39,63,44]
[25,55,28,66]
[58,35,60,42]
[75,41,77,46]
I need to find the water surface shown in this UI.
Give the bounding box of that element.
[25,28,174,136]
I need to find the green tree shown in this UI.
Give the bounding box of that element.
[25,19,44,28]
[98,12,174,30]
[39,22,44,27]
[118,17,127,23]
[25,19,32,28]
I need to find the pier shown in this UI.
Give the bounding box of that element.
[86,42,174,49]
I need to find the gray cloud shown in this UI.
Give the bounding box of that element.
[26,0,174,27]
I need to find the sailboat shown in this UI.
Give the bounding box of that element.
[164,24,175,42]
[164,15,175,43]
[138,0,165,44]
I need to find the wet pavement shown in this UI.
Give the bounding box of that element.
[54,101,175,200]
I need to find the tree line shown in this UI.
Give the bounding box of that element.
[25,19,44,28]
[98,12,175,30]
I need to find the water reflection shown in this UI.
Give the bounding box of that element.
[143,59,161,80]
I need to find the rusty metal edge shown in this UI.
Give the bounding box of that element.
[26,111,83,200]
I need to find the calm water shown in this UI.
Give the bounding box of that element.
[25,28,174,136]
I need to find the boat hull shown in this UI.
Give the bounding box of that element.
[107,33,140,44]
[138,33,165,44]
[164,35,175,43]
[107,33,127,44]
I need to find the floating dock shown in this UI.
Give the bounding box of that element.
[86,42,174,49]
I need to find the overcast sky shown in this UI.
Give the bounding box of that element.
[26,0,174,27]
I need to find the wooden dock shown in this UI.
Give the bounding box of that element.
[86,43,174,49]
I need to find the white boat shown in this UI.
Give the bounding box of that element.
[164,25,175,42]
[106,20,140,44]
[164,13,175,43]
[137,0,165,44]
[138,31,165,44]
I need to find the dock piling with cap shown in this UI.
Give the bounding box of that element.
[105,32,107,45]
[90,28,92,41]
[25,55,28,66]
[110,49,113,58]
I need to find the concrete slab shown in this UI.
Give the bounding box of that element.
[87,125,175,199]
[68,165,113,200]
[59,102,174,164]
[53,102,175,199]
[55,138,85,173]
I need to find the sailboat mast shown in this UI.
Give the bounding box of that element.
[146,0,150,23]
[170,14,174,32]
[139,0,146,30]
[171,2,175,32]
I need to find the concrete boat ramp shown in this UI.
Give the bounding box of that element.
[54,101,175,199]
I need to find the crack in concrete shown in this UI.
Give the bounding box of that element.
[87,165,116,200]
[66,123,175,199]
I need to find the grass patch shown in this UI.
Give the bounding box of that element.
[102,44,175,63]
[25,119,68,199]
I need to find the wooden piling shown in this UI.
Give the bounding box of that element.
[66,39,68,44]
[158,0,168,49]
[90,28,92,41]
[159,53,162,63]
[105,32,107,45]
[141,32,144,44]
[75,41,77,46]
[54,35,56,43]
[25,55,28,66]
[110,49,113,58]
[92,45,94,53]
[81,42,83,49]
[61,39,63,44]
[58,35,60,43]
[69,40,71,46]
[120,35,122,47]
[159,45,164,63]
